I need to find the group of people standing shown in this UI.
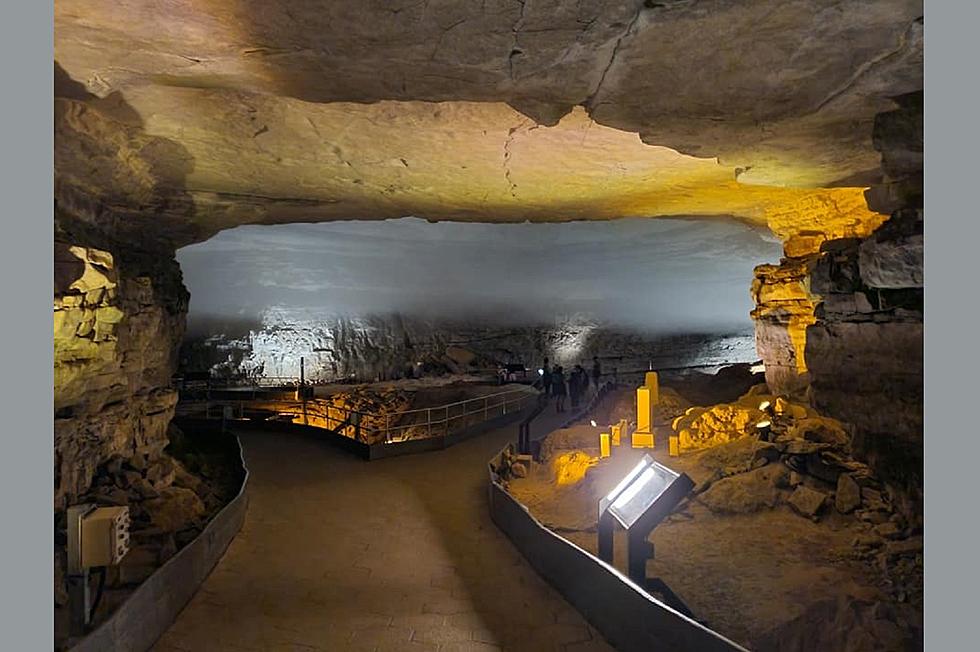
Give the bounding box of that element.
[541,356,602,413]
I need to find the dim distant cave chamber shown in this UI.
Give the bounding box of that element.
[53,1,922,648]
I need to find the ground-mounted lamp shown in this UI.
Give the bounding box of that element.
[67,504,131,635]
[632,371,659,448]
[610,418,628,447]
[598,454,694,585]
[755,419,773,442]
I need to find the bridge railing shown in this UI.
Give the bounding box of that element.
[178,386,538,445]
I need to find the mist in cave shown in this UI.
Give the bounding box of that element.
[178,216,782,337]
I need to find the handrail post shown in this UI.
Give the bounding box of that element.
[427,407,431,438]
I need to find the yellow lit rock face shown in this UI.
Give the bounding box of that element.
[552,451,599,487]
[54,89,887,249]
[54,0,919,247]
[54,244,126,411]
[54,0,922,193]
[751,256,822,394]
[53,240,188,508]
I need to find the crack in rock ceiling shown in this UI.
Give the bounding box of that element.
[54,0,922,247]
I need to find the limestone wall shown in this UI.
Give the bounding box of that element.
[751,93,923,510]
[805,209,923,500]
[182,312,759,385]
[750,255,820,397]
[54,234,188,510]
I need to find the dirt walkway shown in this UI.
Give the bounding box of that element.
[154,401,614,652]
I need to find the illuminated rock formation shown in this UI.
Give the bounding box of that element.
[53,0,922,192]
[181,310,760,384]
[749,92,923,512]
[54,227,188,510]
[51,1,922,525]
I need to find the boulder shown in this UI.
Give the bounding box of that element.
[805,452,846,484]
[852,533,884,550]
[94,485,131,506]
[445,346,477,366]
[754,594,921,652]
[789,417,850,449]
[788,485,827,519]
[119,469,143,488]
[699,465,787,514]
[835,473,861,514]
[172,461,206,496]
[782,440,832,455]
[856,509,890,525]
[753,442,782,464]
[874,521,904,540]
[143,486,205,531]
[130,476,160,500]
[882,536,923,559]
[145,456,177,490]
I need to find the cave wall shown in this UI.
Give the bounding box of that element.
[53,215,188,510]
[806,209,923,494]
[751,254,819,397]
[807,91,923,501]
[751,92,923,508]
[181,310,759,385]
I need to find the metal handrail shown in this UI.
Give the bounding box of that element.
[380,387,533,418]
[179,385,538,444]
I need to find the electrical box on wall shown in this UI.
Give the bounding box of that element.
[66,504,132,635]
[75,505,131,569]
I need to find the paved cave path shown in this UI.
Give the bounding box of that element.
[155,404,615,652]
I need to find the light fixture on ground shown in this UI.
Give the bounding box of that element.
[610,418,628,447]
[756,419,773,441]
[633,371,659,449]
[597,454,693,585]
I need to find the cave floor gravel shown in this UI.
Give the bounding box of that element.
[154,401,614,652]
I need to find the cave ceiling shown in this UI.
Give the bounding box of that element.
[54,0,923,249]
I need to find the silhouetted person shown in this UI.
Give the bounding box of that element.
[592,356,602,389]
[570,365,587,408]
[553,366,567,413]
[542,357,553,397]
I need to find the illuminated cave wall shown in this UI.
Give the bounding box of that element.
[181,310,761,384]
[53,212,188,510]
[751,93,923,509]
[807,94,924,508]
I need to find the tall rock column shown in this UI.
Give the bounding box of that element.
[805,210,923,497]
[750,254,820,397]
[806,92,923,509]
[750,91,923,517]
[54,222,188,510]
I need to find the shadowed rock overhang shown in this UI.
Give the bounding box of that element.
[54,0,922,248]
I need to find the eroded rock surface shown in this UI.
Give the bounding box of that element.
[53,2,921,245]
[181,310,760,384]
[748,93,923,519]
[54,222,189,509]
